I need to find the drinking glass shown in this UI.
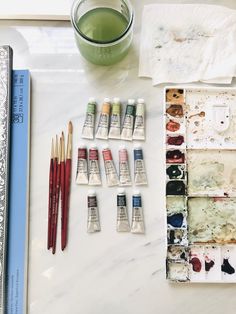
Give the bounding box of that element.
[71,0,134,65]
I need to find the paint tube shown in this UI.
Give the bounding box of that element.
[82,98,96,139]
[95,98,111,140]
[134,144,148,185]
[121,99,136,141]
[76,144,88,184]
[117,188,130,232]
[108,97,121,139]
[133,98,145,141]
[87,190,101,232]
[119,145,132,186]
[131,190,145,234]
[102,145,119,186]
[88,144,102,185]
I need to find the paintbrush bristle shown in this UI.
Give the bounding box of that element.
[55,135,59,159]
[68,121,73,134]
[61,132,65,162]
[58,137,61,163]
[51,138,54,159]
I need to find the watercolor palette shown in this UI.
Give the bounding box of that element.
[165,87,236,283]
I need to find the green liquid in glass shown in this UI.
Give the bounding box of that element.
[78,8,128,43]
[75,7,132,65]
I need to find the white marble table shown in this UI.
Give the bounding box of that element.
[1,1,236,313]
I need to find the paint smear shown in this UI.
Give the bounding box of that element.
[166,180,186,195]
[166,89,184,104]
[167,135,184,146]
[188,198,236,244]
[166,104,184,117]
[167,262,189,281]
[166,150,185,163]
[166,120,180,132]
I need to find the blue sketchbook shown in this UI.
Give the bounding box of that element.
[7,70,30,314]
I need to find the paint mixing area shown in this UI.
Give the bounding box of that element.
[166,88,236,282]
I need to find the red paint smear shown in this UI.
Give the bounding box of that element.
[167,135,184,146]
[166,120,180,132]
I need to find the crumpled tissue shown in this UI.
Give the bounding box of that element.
[139,4,236,85]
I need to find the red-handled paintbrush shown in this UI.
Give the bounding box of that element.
[52,137,61,254]
[47,139,54,250]
[51,136,59,249]
[60,132,65,250]
[61,121,73,251]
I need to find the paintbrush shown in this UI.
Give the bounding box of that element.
[62,121,73,251]
[60,132,65,250]
[51,135,59,249]
[52,137,61,254]
[47,139,54,250]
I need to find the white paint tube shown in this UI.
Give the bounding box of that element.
[134,144,148,185]
[102,145,119,186]
[88,144,102,186]
[131,190,145,234]
[76,144,88,184]
[121,99,136,141]
[117,188,130,232]
[82,98,96,139]
[133,98,145,141]
[95,98,111,140]
[87,190,101,233]
[108,97,121,139]
[119,145,132,186]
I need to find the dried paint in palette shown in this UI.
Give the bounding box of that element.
[164,87,236,283]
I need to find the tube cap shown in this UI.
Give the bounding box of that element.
[119,145,126,150]
[117,188,125,194]
[137,98,145,104]
[88,189,96,196]
[79,143,86,149]
[133,189,141,196]
[102,144,109,150]
[128,99,135,105]
[133,143,142,149]
[104,97,111,103]
[113,97,120,104]
[89,97,96,103]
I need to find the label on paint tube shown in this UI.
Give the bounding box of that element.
[82,102,96,139]
[133,101,145,141]
[134,148,148,185]
[76,147,88,184]
[88,148,102,185]
[131,193,145,234]
[117,192,130,232]
[109,102,121,139]
[102,148,119,186]
[119,148,132,186]
[95,102,111,140]
[87,193,101,232]
[121,104,136,141]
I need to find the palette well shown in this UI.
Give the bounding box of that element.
[165,87,236,283]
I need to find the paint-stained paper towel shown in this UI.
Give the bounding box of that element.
[139,4,236,85]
